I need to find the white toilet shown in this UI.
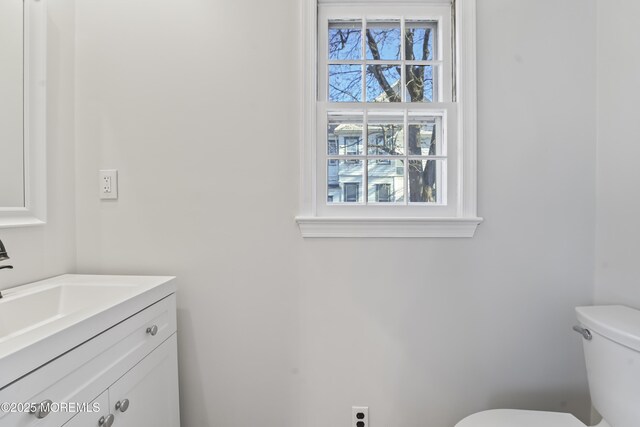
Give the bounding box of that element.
[456,305,640,427]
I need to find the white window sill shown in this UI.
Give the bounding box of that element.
[295,216,483,238]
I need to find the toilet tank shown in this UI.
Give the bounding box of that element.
[576,305,640,427]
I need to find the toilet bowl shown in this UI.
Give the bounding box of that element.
[456,409,612,427]
[457,409,587,427]
[455,305,640,427]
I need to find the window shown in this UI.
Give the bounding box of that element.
[342,136,361,156]
[297,0,481,237]
[328,137,338,155]
[375,183,392,202]
[344,183,360,202]
[343,136,361,164]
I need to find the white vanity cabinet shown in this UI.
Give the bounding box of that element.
[63,336,179,427]
[105,335,179,427]
[0,276,180,427]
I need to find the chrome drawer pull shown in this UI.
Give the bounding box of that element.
[30,399,53,419]
[99,414,115,427]
[146,325,158,336]
[115,398,130,413]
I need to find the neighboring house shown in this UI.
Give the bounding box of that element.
[328,120,434,203]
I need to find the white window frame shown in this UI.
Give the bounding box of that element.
[296,0,482,238]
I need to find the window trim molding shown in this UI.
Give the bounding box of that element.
[318,0,453,4]
[297,0,482,238]
[296,217,481,238]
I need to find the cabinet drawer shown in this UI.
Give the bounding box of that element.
[61,390,108,427]
[0,294,176,427]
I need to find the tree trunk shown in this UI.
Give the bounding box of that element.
[408,125,424,202]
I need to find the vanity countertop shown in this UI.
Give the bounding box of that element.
[0,274,176,389]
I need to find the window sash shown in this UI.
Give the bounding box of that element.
[316,103,458,217]
[318,4,454,104]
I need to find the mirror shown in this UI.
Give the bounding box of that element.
[0,0,46,227]
[0,0,24,207]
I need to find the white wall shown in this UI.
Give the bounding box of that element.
[73,0,596,426]
[595,0,640,308]
[0,0,76,290]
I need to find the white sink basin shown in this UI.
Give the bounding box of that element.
[0,274,175,388]
[0,283,138,341]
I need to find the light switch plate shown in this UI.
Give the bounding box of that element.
[99,169,118,200]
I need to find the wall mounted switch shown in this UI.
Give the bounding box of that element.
[99,170,118,200]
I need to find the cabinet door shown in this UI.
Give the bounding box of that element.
[109,335,180,427]
[62,390,110,427]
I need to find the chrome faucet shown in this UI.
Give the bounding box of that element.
[0,238,14,299]
[0,238,12,267]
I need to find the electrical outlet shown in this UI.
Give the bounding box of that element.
[99,170,118,200]
[103,175,111,193]
[352,407,368,427]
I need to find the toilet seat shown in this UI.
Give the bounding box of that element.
[455,409,587,427]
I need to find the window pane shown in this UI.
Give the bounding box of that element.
[367,122,404,155]
[368,159,405,203]
[366,65,401,102]
[407,116,443,156]
[329,21,362,60]
[405,65,436,102]
[329,64,363,102]
[327,160,364,203]
[408,159,445,204]
[405,21,436,61]
[342,136,363,155]
[328,114,364,155]
[328,138,338,155]
[365,21,401,60]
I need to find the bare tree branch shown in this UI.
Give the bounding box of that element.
[329,83,360,102]
[330,29,361,59]
[366,30,400,102]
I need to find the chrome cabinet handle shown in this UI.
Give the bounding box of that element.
[146,325,158,336]
[573,325,592,341]
[30,399,53,419]
[115,398,130,413]
[99,414,115,427]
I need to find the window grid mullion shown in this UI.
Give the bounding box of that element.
[328,155,446,159]
[407,155,447,160]
[327,60,443,66]
[362,15,368,204]
[400,17,406,103]
[327,103,449,111]
[363,106,369,205]
[361,17,367,106]
[403,109,409,204]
